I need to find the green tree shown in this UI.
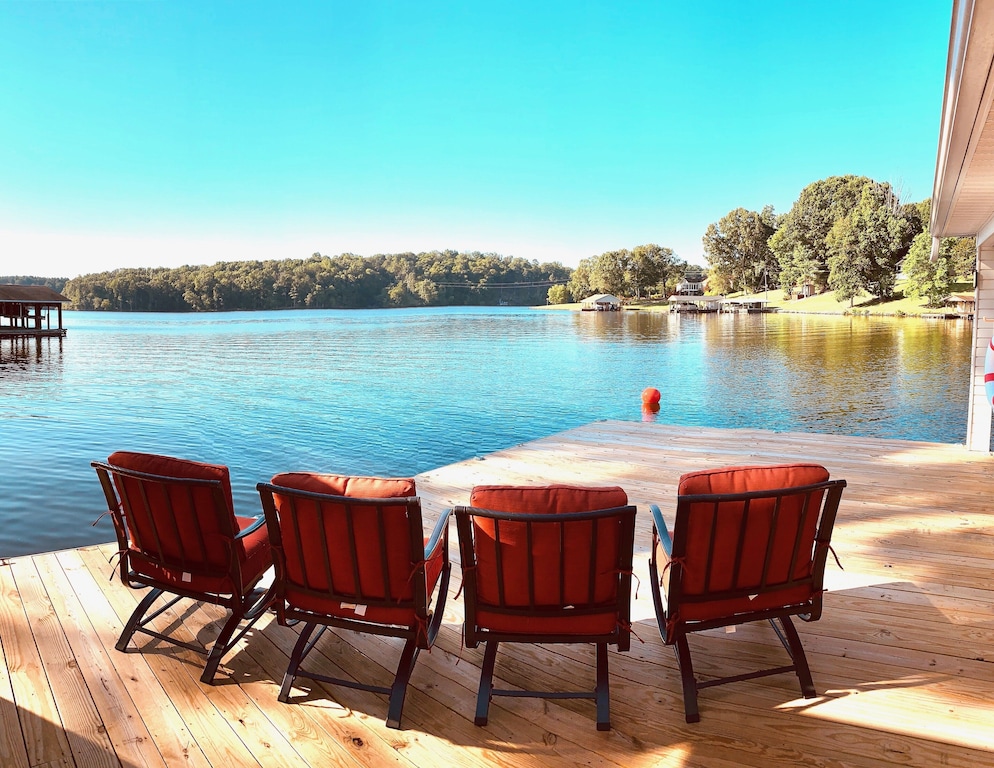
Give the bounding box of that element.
[826,183,908,304]
[702,207,777,294]
[567,259,593,300]
[547,284,570,304]
[627,244,677,299]
[590,250,629,296]
[770,175,876,296]
[948,237,976,278]
[903,231,955,307]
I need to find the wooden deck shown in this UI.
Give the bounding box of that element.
[3,421,994,767]
[0,327,66,339]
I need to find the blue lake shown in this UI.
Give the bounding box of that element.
[0,307,972,557]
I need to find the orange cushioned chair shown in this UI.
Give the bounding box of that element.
[454,484,637,731]
[649,463,846,722]
[92,451,274,684]
[257,472,450,729]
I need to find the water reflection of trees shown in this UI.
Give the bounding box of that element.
[563,312,972,442]
[569,310,678,343]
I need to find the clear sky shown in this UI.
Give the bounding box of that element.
[0,1,952,278]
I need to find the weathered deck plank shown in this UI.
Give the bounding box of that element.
[3,421,994,767]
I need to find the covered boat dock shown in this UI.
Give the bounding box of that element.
[0,285,70,337]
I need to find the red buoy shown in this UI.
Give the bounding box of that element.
[641,387,661,405]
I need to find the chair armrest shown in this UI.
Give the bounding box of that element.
[425,508,452,559]
[650,504,673,558]
[234,514,267,540]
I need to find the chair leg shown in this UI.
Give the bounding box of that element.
[200,585,276,685]
[116,588,164,651]
[279,622,320,702]
[774,616,816,698]
[475,640,499,726]
[385,635,421,729]
[673,633,700,723]
[201,608,247,684]
[595,642,611,731]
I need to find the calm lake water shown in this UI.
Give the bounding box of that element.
[0,307,972,557]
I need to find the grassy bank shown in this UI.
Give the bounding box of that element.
[540,280,974,317]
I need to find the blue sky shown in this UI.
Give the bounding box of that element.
[0,1,951,278]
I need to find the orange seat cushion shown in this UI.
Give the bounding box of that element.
[129,514,271,594]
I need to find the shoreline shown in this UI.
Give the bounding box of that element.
[538,292,974,319]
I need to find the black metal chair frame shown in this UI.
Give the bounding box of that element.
[454,504,637,731]
[649,478,846,722]
[92,460,274,684]
[257,482,451,730]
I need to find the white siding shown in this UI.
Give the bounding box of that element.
[967,241,994,450]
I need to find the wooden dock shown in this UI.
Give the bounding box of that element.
[3,421,993,767]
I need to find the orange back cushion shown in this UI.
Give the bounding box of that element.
[470,484,628,513]
[270,472,415,499]
[109,450,234,512]
[267,472,419,615]
[467,484,629,620]
[106,451,246,578]
[674,463,829,620]
[678,463,829,495]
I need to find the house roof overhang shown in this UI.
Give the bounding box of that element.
[931,0,994,252]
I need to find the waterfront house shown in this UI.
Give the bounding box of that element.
[674,271,706,295]
[0,284,70,337]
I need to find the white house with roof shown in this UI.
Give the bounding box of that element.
[674,272,706,296]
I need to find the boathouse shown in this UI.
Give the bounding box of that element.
[0,284,70,337]
[668,294,724,312]
[580,293,621,311]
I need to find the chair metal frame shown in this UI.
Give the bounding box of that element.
[92,460,274,684]
[649,477,846,722]
[257,481,451,729]
[454,503,637,731]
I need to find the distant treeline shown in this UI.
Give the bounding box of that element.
[48,251,572,311]
[0,275,68,293]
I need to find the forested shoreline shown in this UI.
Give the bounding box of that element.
[5,251,573,311]
[4,174,978,312]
